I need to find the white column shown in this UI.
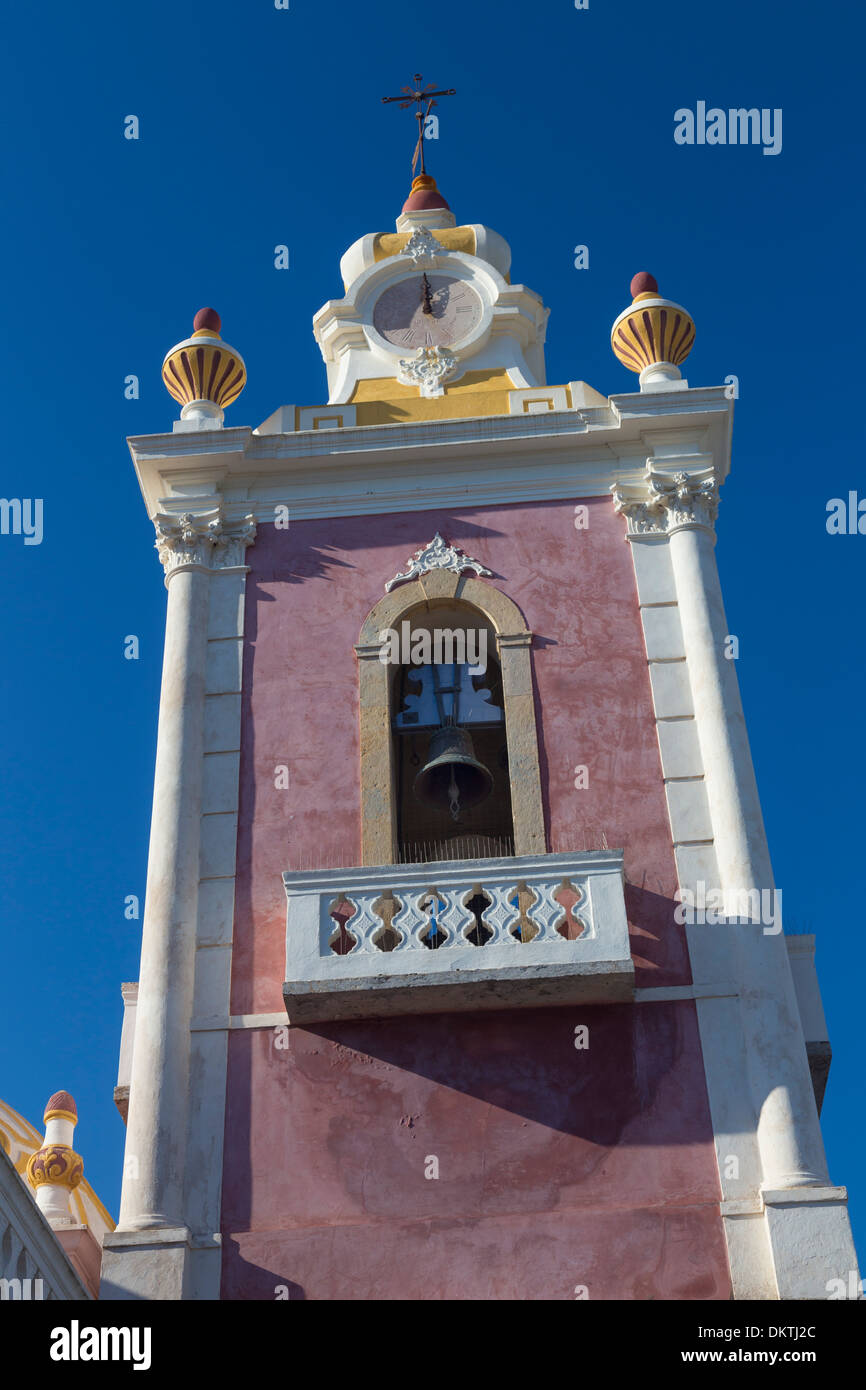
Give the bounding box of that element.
[667,505,864,1297]
[665,512,828,1192]
[119,561,210,1231]
[615,465,860,1298]
[103,510,256,1300]
[109,510,255,1293]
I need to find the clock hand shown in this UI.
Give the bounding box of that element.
[421,273,434,316]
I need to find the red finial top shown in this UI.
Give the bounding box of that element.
[193,307,221,335]
[630,272,658,298]
[45,1091,77,1119]
[402,174,451,213]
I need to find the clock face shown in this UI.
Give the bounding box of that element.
[373,274,483,351]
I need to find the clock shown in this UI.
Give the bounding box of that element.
[373,274,484,351]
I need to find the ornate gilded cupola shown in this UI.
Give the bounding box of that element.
[312,76,550,425]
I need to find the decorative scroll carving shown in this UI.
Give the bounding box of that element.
[26,1145,83,1191]
[384,532,493,593]
[154,508,257,576]
[396,345,458,398]
[399,228,446,267]
[612,464,720,536]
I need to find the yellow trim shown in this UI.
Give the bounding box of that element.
[372,226,477,264]
[350,368,515,425]
[43,1108,77,1124]
[0,1102,42,1150]
[350,368,511,401]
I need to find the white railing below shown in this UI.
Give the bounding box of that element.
[283,851,633,1024]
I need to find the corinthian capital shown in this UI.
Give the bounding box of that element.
[154,507,257,578]
[611,464,719,536]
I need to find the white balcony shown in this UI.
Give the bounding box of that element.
[282,850,633,1024]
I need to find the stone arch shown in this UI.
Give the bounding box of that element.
[355,569,546,865]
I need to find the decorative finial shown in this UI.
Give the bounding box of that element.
[402,173,451,214]
[162,308,246,428]
[383,74,458,231]
[611,273,696,391]
[26,1091,84,1227]
[630,271,658,298]
[382,73,456,178]
[396,172,457,231]
[192,306,221,335]
[44,1091,77,1121]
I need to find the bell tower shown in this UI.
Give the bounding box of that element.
[101,149,860,1302]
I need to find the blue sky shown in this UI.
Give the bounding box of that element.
[1,0,863,1266]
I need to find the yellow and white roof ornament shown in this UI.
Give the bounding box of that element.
[162,308,247,429]
[0,1093,114,1242]
[611,272,696,390]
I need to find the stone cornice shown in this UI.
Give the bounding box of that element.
[611,463,721,538]
[129,386,731,462]
[128,387,733,527]
[154,507,257,581]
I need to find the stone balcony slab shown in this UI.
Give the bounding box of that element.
[282,850,633,1023]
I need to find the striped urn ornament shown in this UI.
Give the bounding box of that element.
[611,272,696,384]
[162,307,246,418]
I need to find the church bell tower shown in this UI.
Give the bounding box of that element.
[100,121,860,1301]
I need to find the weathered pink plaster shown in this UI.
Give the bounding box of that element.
[221,499,728,1300]
[221,1003,728,1300]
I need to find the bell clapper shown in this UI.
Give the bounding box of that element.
[448,769,461,821]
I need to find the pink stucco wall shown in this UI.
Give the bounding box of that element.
[221,498,729,1300]
[222,1002,728,1300]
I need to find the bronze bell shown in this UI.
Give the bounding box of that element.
[413,725,494,822]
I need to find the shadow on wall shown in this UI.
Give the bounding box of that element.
[221,1238,305,1301]
[250,516,510,586]
[625,882,691,986]
[295,1000,694,1150]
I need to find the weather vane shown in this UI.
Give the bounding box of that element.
[382,73,456,177]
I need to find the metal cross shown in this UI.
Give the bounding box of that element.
[382,73,456,176]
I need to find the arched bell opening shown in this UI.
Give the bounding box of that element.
[356,574,546,866]
[390,601,515,864]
